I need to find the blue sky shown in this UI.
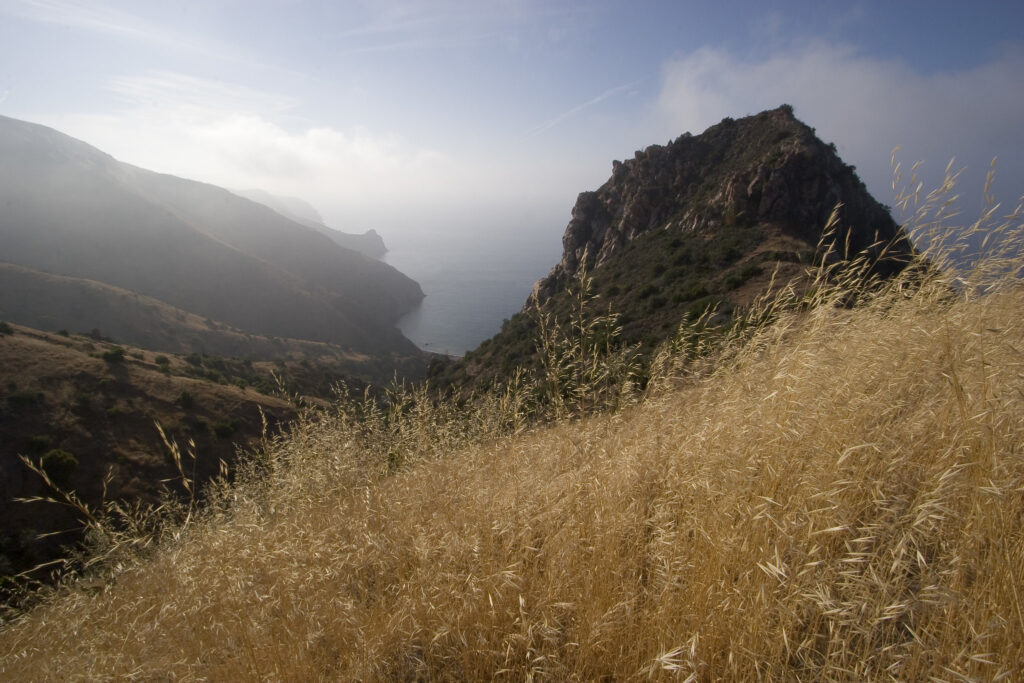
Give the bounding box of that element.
[2,0,1023,256]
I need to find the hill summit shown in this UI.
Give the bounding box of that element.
[537,104,905,302]
[440,105,912,386]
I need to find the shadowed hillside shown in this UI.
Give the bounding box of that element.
[0,263,427,384]
[0,323,299,586]
[0,115,423,356]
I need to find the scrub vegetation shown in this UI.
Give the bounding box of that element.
[2,174,1023,680]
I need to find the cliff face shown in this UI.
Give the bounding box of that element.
[534,105,906,305]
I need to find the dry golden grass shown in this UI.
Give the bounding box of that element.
[2,183,1024,680]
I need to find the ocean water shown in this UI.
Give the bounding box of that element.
[384,234,558,357]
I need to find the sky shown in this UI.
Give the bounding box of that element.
[2,0,1023,264]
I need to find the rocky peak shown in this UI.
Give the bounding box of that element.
[533,105,906,305]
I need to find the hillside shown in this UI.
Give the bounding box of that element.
[434,106,912,388]
[0,322,312,585]
[0,262,427,384]
[1,189,1021,679]
[0,114,422,356]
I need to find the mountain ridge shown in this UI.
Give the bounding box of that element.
[0,114,423,356]
[232,188,388,259]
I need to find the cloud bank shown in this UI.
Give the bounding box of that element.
[650,43,1024,215]
[40,72,474,230]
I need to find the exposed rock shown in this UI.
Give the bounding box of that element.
[531,105,908,307]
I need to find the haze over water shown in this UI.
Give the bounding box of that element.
[383,222,560,357]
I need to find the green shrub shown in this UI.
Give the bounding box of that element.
[73,392,93,413]
[724,272,746,290]
[725,262,765,290]
[178,390,195,409]
[0,321,13,335]
[102,347,126,363]
[41,449,77,487]
[637,283,659,300]
[7,390,44,409]
[740,263,764,279]
[188,416,209,435]
[212,419,238,439]
[674,283,708,302]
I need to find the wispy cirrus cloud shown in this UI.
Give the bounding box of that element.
[10,0,195,48]
[523,78,645,140]
[330,0,585,56]
[4,0,282,73]
[106,72,298,114]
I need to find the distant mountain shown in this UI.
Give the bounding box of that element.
[233,189,388,259]
[434,105,913,388]
[0,115,422,356]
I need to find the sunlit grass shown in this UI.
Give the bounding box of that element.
[2,173,1023,680]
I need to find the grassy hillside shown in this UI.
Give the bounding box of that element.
[0,326,306,585]
[0,262,427,385]
[1,188,1023,679]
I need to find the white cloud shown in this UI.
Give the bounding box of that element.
[11,0,167,41]
[650,43,1024,213]
[35,71,508,237]
[8,0,229,59]
[107,71,298,114]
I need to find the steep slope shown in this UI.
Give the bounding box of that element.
[0,115,422,355]
[435,105,913,387]
[0,322,297,584]
[233,189,388,259]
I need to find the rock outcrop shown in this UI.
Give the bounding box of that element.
[432,105,914,390]
[533,105,908,306]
